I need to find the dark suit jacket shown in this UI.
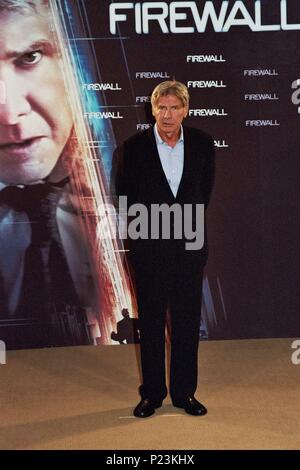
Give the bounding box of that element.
[115,126,215,277]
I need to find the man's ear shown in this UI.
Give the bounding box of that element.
[184,107,189,118]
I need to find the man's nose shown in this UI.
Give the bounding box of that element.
[163,107,172,119]
[0,76,31,126]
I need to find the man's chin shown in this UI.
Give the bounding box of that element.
[0,166,55,186]
[161,124,178,132]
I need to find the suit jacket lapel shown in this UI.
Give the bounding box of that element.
[175,126,191,202]
[145,126,191,202]
[146,128,176,201]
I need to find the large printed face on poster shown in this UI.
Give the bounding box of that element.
[0,1,133,350]
[0,3,73,185]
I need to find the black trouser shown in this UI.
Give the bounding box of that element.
[134,259,203,403]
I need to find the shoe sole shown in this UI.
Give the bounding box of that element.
[134,409,155,418]
[173,403,207,416]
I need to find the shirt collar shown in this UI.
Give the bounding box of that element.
[0,179,59,191]
[0,182,28,191]
[154,123,184,145]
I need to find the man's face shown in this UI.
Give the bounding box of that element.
[152,94,188,138]
[0,6,73,185]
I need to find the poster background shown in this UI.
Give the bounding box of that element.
[1,0,299,349]
[72,0,300,340]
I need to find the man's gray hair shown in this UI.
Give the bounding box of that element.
[151,80,190,109]
[0,0,48,12]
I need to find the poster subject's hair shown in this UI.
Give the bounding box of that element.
[0,0,48,12]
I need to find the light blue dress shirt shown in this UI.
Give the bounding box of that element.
[154,124,184,198]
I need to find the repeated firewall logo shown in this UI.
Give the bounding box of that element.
[0,340,6,365]
[291,79,300,115]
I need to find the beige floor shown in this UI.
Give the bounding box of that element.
[0,338,299,450]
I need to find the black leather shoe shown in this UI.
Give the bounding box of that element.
[133,398,163,418]
[173,396,207,416]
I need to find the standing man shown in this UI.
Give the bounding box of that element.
[0,0,95,348]
[116,81,215,417]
